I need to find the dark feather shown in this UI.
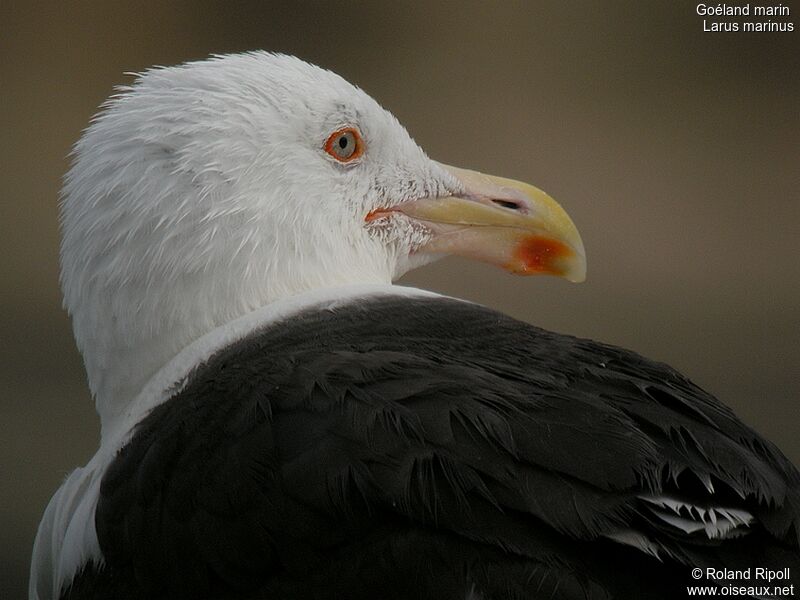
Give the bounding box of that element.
[64,296,800,599]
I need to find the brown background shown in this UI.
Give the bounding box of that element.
[2,1,798,597]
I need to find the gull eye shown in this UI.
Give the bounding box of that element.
[324,127,364,162]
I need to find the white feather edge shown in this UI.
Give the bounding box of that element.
[606,494,755,560]
[30,283,445,600]
[639,495,754,538]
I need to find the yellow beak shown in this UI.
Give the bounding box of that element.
[367,163,586,282]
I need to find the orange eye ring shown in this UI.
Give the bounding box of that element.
[324,127,365,163]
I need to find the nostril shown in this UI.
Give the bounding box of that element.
[492,199,524,211]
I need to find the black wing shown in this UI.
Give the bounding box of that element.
[64,296,800,599]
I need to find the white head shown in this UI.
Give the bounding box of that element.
[60,52,584,435]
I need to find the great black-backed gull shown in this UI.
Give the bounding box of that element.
[32,52,799,600]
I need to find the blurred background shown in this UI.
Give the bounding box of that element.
[2,1,798,597]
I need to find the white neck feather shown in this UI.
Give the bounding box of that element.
[75,245,399,441]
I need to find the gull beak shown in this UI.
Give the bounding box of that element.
[367,163,586,282]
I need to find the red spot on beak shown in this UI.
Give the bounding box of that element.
[365,208,393,223]
[513,236,571,275]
